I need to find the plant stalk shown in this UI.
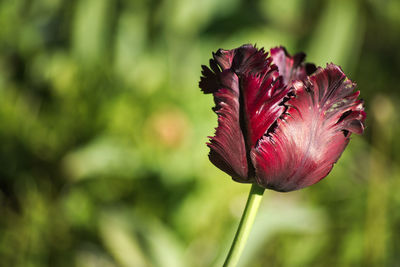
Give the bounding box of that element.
[223,183,265,267]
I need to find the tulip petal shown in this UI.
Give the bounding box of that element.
[252,64,365,192]
[213,49,235,71]
[207,70,249,180]
[199,49,235,94]
[240,69,288,148]
[270,47,316,85]
[199,44,267,94]
[231,45,269,74]
[228,45,289,148]
[200,45,292,181]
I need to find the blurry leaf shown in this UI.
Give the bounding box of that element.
[222,26,295,52]
[339,228,364,266]
[114,11,147,80]
[142,216,186,267]
[75,246,117,267]
[128,51,168,94]
[105,95,142,138]
[174,177,248,266]
[281,234,328,267]
[41,52,78,96]
[166,0,240,35]
[99,212,149,267]
[259,0,302,28]
[62,188,93,227]
[99,209,186,267]
[307,0,366,71]
[62,136,141,181]
[367,0,400,27]
[72,0,115,64]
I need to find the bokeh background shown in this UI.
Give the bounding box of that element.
[1,0,400,266]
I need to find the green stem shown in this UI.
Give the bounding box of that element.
[223,183,265,267]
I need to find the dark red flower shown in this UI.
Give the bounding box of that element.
[199,44,366,192]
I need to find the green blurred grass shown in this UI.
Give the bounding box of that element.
[0,0,400,266]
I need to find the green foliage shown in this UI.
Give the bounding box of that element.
[0,0,400,266]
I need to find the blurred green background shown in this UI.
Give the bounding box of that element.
[0,0,399,266]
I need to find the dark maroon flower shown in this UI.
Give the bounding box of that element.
[199,44,366,192]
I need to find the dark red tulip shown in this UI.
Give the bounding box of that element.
[199,44,366,192]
